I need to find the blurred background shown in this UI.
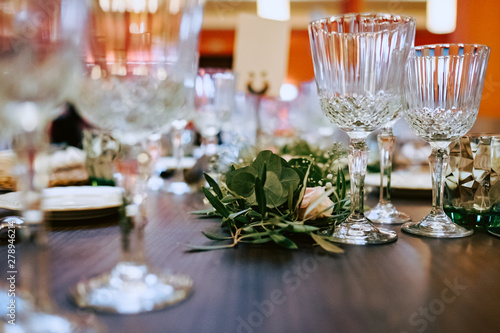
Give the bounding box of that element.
[199,0,500,120]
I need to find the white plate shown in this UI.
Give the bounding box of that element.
[155,157,197,172]
[0,186,122,220]
[365,171,432,191]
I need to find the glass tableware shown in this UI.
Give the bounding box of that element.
[366,123,411,224]
[402,44,490,238]
[308,13,415,245]
[193,68,236,179]
[71,0,203,314]
[83,128,120,186]
[444,135,500,230]
[163,108,196,195]
[0,0,103,331]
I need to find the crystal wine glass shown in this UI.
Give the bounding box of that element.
[308,13,415,245]
[70,0,204,313]
[366,121,411,224]
[0,0,104,331]
[402,44,490,238]
[193,68,236,179]
[163,106,196,195]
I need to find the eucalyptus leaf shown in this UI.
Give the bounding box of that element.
[234,215,250,225]
[185,243,235,251]
[260,162,267,185]
[202,187,230,219]
[221,195,240,204]
[204,173,223,199]
[269,233,298,249]
[226,167,256,197]
[248,210,262,219]
[287,183,294,215]
[240,237,273,244]
[242,226,256,233]
[268,221,289,228]
[280,167,300,197]
[202,230,233,241]
[190,208,216,215]
[239,230,276,239]
[263,171,285,208]
[253,150,282,177]
[228,208,251,220]
[255,177,267,216]
[310,233,344,253]
[288,224,320,233]
[295,163,312,213]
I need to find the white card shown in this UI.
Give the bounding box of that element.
[233,13,291,97]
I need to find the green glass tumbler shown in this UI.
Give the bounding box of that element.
[444,135,500,230]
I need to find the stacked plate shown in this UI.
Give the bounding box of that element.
[0,186,122,221]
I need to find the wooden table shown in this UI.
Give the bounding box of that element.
[2,189,499,333]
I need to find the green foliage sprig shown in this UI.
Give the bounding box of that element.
[189,149,350,253]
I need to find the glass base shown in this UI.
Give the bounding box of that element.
[163,181,194,195]
[3,311,104,333]
[402,211,473,238]
[72,262,193,314]
[0,287,104,333]
[366,203,411,225]
[322,216,398,245]
[488,227,500,237]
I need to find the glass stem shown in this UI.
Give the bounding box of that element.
[378,128,395,205]
[203,135,218,174]
[172,125,185,180]
[429,144,450,216]
[253,95,263,148]
[15,128,53,313]
[348,136,369,220]
[115,142,153,266]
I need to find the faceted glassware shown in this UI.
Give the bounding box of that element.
[444,135,500,230]
[309,13,415,245]
[402,44,491,238]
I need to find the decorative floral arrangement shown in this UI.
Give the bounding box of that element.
[190,144,350,254]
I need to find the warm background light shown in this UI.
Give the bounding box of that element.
[198,0,500,119]
[426,0,457,34]
[257,0,291,21]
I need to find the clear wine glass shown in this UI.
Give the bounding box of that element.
[0,0,104,332]
[163,107,196,195]
[308,13,415,245]
[193,68,236,179]
[366,121,412,224]
[70,0,204,314]
[402,44,490,238]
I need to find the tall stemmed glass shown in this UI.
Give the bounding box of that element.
[0,0,104,331]
[402,44,490,238]
[71,0,204,313]
[366,121,412,224]
[193,68,236,179]
[308,13,415,245]
[163,105,196,195]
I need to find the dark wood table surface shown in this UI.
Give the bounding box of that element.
[2,187,500,333]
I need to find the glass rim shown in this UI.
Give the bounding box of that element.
[308,12,415,35]
[410,43,491,59]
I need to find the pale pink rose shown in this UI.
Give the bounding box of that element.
[298,187,334,220]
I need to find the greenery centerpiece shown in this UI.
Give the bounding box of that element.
[190,142,350,253]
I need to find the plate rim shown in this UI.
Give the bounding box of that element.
[0,186,123,212]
